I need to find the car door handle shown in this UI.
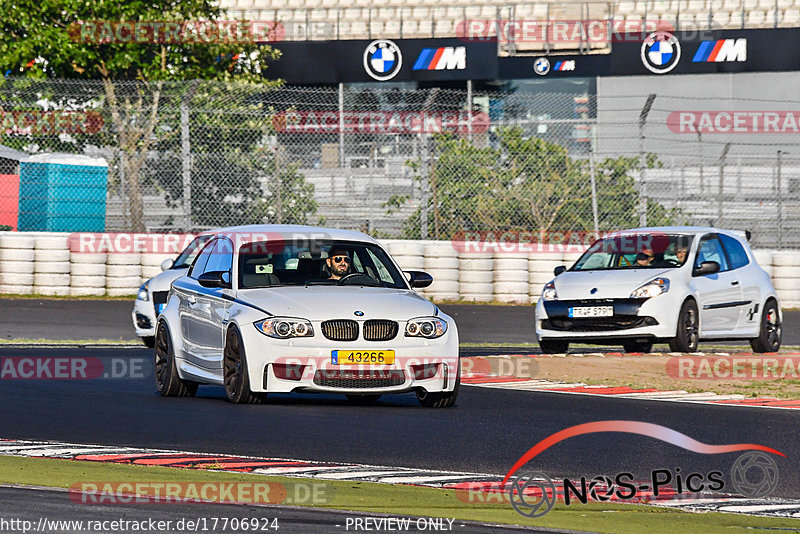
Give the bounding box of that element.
[731,281,739,286]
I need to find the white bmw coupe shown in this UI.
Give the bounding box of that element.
[154,225,460,407]
[535,227,782,354]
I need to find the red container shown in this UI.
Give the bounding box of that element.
[0,173,20,230]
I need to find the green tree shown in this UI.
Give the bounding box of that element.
[399,128,682,239]
[0,0,279,231]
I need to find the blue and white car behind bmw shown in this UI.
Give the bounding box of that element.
[154,225,460,407]
[535,227,782,354]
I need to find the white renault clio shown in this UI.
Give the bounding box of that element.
[535,227,782,354]
[155,225,460,407]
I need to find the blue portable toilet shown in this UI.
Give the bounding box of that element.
[18,153,108,232]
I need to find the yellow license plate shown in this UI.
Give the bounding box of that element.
[332,350,395,365]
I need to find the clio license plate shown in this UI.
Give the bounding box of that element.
[568,306,613,318]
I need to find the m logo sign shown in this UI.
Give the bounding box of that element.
[413,47,467,70]
[693,38,747,63]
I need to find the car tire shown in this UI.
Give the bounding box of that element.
[669,299,699,353]
[223,325,265,404]
[154,321,198,397]
[142,336,155,349]
[539,339,569,353]
[623,340,653,353]
[750,299,782,353]
[345,394,382,404]
[416,364,460,408]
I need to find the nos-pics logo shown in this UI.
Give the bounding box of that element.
[364,39,403,81]
[641,31,681,74]
[504,420,785,518]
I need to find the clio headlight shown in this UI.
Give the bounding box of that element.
[255,317,314,338]
[542,280,558,301]
[137,282,149,301]
[630,278,670,299]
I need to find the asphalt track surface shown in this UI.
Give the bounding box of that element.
[2,299,800,347]
[1,346,799,500]
[0,486,543,534]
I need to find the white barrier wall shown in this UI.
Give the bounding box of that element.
[0,232,796,307]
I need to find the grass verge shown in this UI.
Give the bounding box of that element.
[0,456,798,533]
[0,294,135,300]
[0,338,139,345]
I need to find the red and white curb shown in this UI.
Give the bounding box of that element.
[1,438,799,518]
[461,353,800,410]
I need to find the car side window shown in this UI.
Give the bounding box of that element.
[695,235,730,272]
[204,237,233,276]
[719,234,750,270]
[189,239,216,279]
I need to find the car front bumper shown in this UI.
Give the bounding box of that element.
[535,294,682,342]
[132,297,156,338]
[239,321,460,395]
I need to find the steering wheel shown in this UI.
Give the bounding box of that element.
[663,259,681,267]
[336,273,366,285]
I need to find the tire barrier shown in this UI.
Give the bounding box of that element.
[493,251,529,304]
[423,243,459,301]
[772,252,800,308]
[34,234,71,296]
[0,232,793,305]
[458,247,493,303]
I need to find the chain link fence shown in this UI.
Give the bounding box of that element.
[0,76,795,249]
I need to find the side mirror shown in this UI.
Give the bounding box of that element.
[554,265,567,276]
[405,270,433,288]
[160,258,174,271]
[693,261,720,276]
[198,271,231,289]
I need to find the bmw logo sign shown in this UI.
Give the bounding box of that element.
[354,310,364,317]
[363,40,402,81]
[533,57,550,76]
[641,31,681,74]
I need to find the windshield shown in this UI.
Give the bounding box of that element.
[572,233,694,271]
[172,234,213,269]
[239,240,408,289]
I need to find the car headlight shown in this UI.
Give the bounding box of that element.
[405,317,447,339]
[630,278,670,299]
[254,317,314,339]
[137,282,149,301]
[542,280,558,301]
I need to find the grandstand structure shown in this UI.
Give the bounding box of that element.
[218,0,800,52]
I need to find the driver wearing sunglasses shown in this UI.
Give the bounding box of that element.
[325,246,352,280]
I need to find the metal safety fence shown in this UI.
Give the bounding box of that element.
[0,77,796,249]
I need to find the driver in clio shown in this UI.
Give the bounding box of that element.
[325,246,351,280]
